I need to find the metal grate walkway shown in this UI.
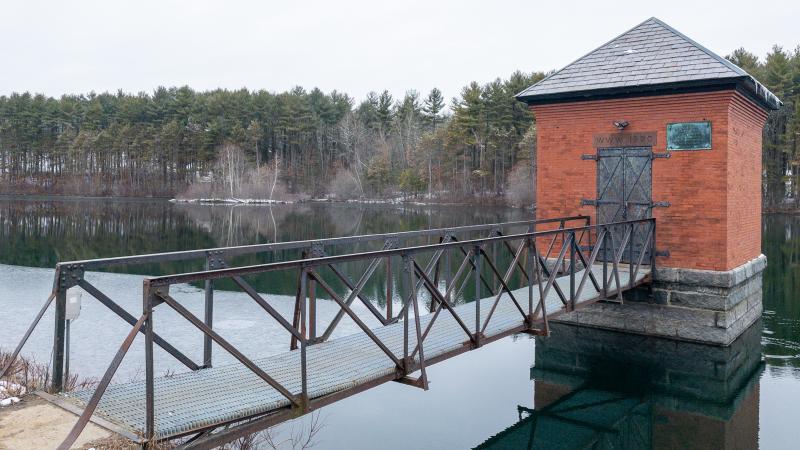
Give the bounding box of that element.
[63,265,649,439]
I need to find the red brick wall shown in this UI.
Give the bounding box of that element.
[727,95,768,268]
[532,90,766,271]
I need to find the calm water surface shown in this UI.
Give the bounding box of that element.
[0,198,797,449]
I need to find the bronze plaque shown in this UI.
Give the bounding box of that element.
[667,122,711,150]
[593,132,657,148]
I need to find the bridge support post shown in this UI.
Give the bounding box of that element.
[527,238,534,321]
[51,264,83,393]
[386,255,393,321]
[602,229,609,299]
[203,253,215,368]
[401,254,411,371]
[51,285,67,393]
[569,232,576,311]
[473,246,482,347]
[299,269,309,409]
[143,283,159,442]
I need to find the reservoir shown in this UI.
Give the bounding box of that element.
[0,198,797,449]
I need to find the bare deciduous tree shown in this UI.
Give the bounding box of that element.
[336,113,368,196]
[217,143,247,198]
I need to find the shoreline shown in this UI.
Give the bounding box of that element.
[2,193,799,213]
[170,195,530,208]
[170,197,296,205]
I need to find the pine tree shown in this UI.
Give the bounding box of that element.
[423,88,445,130]
[377,90,394,134]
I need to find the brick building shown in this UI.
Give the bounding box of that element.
[516,18,781,345]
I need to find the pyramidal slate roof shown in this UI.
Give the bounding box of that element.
[516,17,781,110]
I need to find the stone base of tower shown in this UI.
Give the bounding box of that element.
[553,255,766,346]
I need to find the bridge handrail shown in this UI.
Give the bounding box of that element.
[2,215,591,394]
[54,215,590,270]
[148,218,651,286]
[55,217,656,448]
[131,218,655,442]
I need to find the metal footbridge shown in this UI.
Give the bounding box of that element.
[1,215,655,449]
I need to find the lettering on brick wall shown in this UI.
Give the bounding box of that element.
[592,132,657,148]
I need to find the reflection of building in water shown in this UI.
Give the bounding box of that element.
[475,321,763,449]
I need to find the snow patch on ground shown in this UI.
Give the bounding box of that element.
[0,381,26,407]
[171,198,295,205]
[0,397,20,407]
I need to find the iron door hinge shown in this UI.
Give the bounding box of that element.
[581,199,598,206]
[651,201,671,208]
[652,152,671,159]
[581,154,598,161]
[655,249,670,257]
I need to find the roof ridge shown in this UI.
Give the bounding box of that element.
[515,17,781,110]
[514,17,659,98]
[648,17,747,76]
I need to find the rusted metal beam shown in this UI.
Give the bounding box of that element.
[572,230,607,304]
[51,287,67,393]
[411,261,477,357]
[0,292,55,380]
[479,242,528,334]
[404,256,429,389]
[230,275,304,341]
[309,270,403,370]
[77,279,200,371]
[326,262,391,326]
[318,256,384,342]
[56,314,147,450]
[146,219,653,287]
[157,291,301,408]
[60,218,580,271]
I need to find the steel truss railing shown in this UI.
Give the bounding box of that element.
[49,217,655,449]
[1,216,588,394]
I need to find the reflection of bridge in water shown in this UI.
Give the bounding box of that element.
[476,321,763,449]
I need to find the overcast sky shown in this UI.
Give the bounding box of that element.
[3,0,798,105]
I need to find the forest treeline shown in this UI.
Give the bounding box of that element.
[0,71,543,204]
[0,44,798,206]
[727,46,800,208]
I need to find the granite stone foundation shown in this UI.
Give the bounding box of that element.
[553,254,766,346]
